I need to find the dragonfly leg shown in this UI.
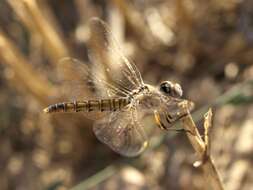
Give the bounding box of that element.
[154,111,195,135]
[154,110,167,130]
[167,128,194,135]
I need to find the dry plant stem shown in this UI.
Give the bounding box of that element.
[181,108,225,190]
[204,109,212,156]
[0,31,54,104]
[8,0,69,63]
[110,0,146,38]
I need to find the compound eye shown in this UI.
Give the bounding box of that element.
[160,81,183,98]
[160,81,172,94]
[174,83,183,97]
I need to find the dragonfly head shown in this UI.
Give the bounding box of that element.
[159,81,183,98]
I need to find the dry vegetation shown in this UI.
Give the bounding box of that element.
[0,0,253,190]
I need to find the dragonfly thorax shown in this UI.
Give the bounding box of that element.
[129,85,149,97]
[131,84,163,112]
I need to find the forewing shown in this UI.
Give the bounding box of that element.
[93,108,148,157]
[57,57,130,100]
[88,18,144,95]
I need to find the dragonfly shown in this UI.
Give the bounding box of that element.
[43,18,194,157]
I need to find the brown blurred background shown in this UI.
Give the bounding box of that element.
[0,0,253,190]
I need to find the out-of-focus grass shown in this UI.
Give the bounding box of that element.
[0,0,253,190]
[0,30,55,104]
[8,0,69,64]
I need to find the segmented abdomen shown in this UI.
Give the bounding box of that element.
[44,98,130,113]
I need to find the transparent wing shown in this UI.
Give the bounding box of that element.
[88,18,144,94]
[57,57,132,100]
[93,108,148,157]
[154,97,194,130]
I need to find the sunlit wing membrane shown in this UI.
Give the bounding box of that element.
[57,57,131,100]
[93,108,148,157]
[88,18,144,95]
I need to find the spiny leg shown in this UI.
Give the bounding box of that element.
[154,111,194,135]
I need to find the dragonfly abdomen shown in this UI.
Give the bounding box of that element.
[43,98,130,113]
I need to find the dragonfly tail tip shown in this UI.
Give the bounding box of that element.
[43,107,50,113]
